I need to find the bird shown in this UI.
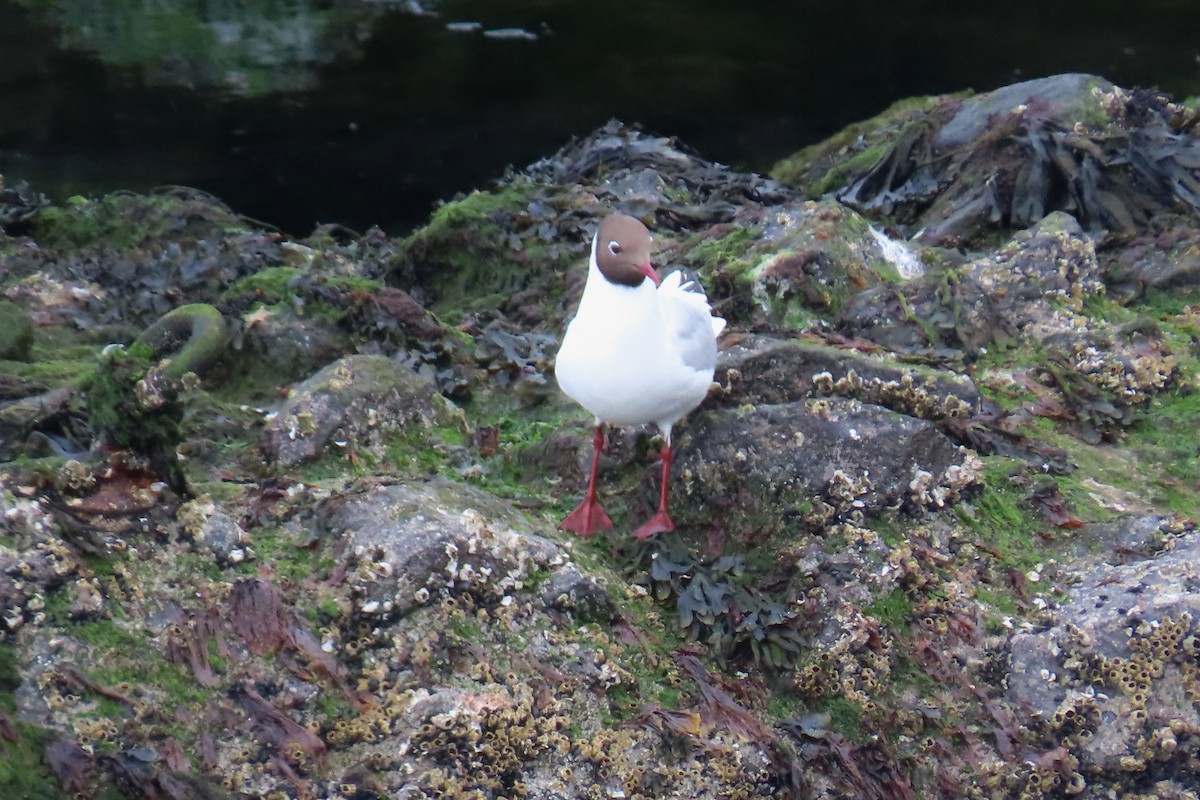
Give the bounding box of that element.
[554,213,726,539]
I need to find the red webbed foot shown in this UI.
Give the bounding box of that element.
[632,509,675,540]
[559,498,614,538]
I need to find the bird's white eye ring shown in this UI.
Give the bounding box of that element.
[608,241,621,255]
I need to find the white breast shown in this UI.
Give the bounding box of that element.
[555,257,717,429]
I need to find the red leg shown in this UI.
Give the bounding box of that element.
[559,424,613,537]
[633,442,675,540]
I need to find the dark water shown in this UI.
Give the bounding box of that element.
[1,0,1198,235]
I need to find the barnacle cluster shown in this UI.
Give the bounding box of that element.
[1046,611,1200,787]
[1067,340,1177,407]
[811,368,973,420]
[1068,613,1192,708]
[176,495,218,538]
[1,522,79,635]
[54,459,96,494]
[824,468,872,517]
[408,686,568,799]
[907,452,983,510]
[972,223,1103,304]
[793,611,893,707]
[1011,754,1087,800]
[1047,691,1100,740]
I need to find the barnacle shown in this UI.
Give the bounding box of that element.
[811,368,974,420]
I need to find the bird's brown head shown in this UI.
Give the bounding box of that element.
[594,214,659,288]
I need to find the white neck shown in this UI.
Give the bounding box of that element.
[575,239,660,323]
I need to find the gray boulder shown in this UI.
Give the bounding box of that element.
[1007,517,1200,775]
[260,354,462,467]
[319,477,567,619]
[674,398,978,529]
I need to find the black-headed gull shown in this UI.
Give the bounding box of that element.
[555,214,726,539]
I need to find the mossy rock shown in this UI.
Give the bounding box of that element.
[31,190,248,254]
[260,354,465,469]
[135,303,228,381]
[770,93,955,196]
[395,182,576,316]
[667,200,916,330]
[0,300,33,362]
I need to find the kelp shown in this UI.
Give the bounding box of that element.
[840,90,1200,244]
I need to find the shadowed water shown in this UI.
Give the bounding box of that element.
[1,0,1197,234]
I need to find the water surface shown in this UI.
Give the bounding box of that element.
[1,0,1197,234]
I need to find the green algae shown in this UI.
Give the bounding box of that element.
[771,94,951,193]
[864,588,914,634]
[83,342,179,452]
[395,182,568,317]
[0,300,34,362]
[32,192,246,253]
[957,457,1050,570]
[0,643,67,800]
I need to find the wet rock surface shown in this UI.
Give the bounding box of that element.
[1008,518,1200,778]
[1,73,1199,799]
[260,354,463,468]
[319,478,566,619]
[677,398,972,526]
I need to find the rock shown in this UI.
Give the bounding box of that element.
[0,178,49,229]
[837,212,1103,354]
[713,334,980,415]
[539,565,613,622]
[3,191,280,329]
[260,354,463,468]
[675,398,976,528]
[318,478,567,619]
[667,200,918,331]
[962,212,1103,336]
[1007,518,1200,775]
[932,74,1114,150]
[240,310,353,381]
[394,121,793,327]
[1104,213,1200,294]
[0,299,34,362]
[178,498,250,566]
[0,387,75,461]
[0,492,79,635]
[773,73,1200,244]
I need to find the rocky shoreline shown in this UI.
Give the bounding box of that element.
[1,73,1199,799]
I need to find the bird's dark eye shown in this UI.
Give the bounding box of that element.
[608,241,621,255]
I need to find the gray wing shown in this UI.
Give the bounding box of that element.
[659,270,721,372]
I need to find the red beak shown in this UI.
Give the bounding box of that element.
[637,263,660,286]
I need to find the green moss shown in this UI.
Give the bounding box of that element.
[0,300,34,362]
[684,226,759,279]
[810,144,887,196]
[84,342,180,449]
[864,588,913,634]
[70,619,140,650]
[0,642,18,694]
[32,193,242,253]
[820,696,866,742]
[1125,389,1200,516]
[0,719,62,800]
[447,615,484,645]
[317,598,342,620]
[771,94,953,192]
[957,457,1046,570]
[1065,76,1119,131]
[397,182,563,316]
[221,267,303,303]
[974,585,1020,616]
